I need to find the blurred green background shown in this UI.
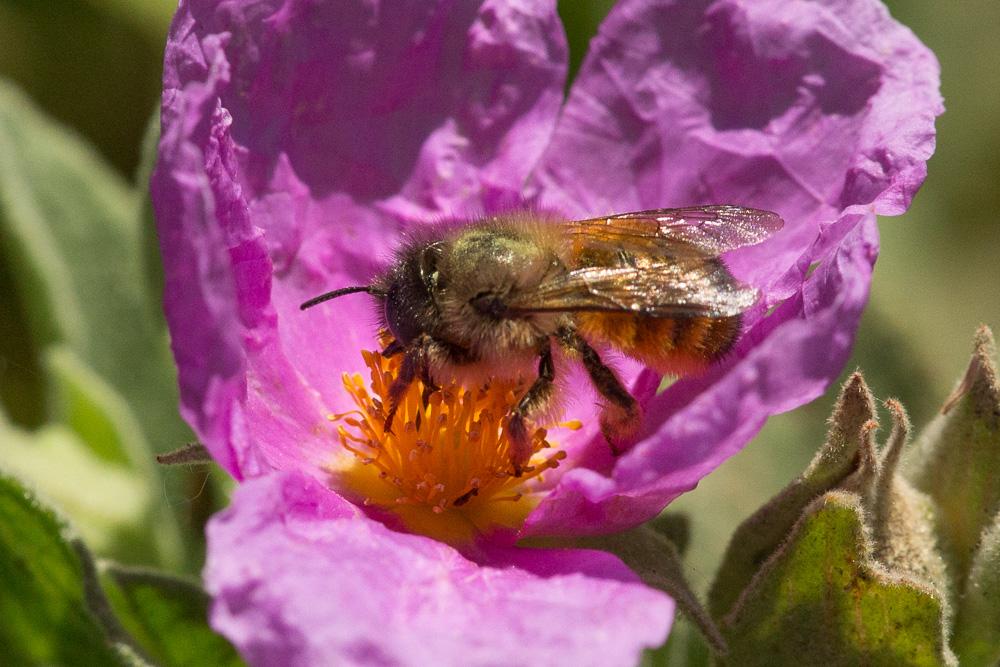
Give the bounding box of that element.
[0,0,996,661]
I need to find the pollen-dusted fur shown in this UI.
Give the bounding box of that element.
[302,206,783,473]
[375,212,572,380]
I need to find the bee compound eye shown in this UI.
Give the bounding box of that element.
[419,242,444,287]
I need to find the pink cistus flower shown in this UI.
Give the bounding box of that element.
[153,0,941,664]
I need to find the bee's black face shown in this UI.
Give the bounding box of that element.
[381,245,440,346]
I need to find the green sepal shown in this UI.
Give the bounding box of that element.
[907,326,1000,589]
[708,372,875,618]
[953,511,1000,665]
[0,469,151,666]
[101,564,244,667]
[864,399,950,600]
[716,491,956,667]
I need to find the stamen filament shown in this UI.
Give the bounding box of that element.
[330,345,568,514]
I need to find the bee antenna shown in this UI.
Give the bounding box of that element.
[300,285,381,311]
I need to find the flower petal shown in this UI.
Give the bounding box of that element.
[526,213,879,536]
[530,0,941,291]
[153,0,568,476]
[205,471,674,666]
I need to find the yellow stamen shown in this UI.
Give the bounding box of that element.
[327,346,568,542]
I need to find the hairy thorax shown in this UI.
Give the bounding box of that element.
[430,224,566,369]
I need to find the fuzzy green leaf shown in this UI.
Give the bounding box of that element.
[708,373,875,618]
[953,512,1000,665]
[0,80,191,458]
[0,470,147,666]
[0,82,200,568]
[101,565,244,667]
[0,345,183,564]
[907,326,1000,588]
[717,492,955,667]
[0,409,152,558]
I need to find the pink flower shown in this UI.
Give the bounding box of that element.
[152,0,941,663]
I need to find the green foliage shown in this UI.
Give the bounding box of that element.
[906,327,1000,665]
[0,79,203,570]
[708,373,876,619]
[102,565,244,667]
[0,469,240,667]
[0,470,140,666]
[954,514,1000,665]
[908,327,1000,588]
[0,409,152,559]
[702,328,1000,665]
[0,81,189,455]
[717,492,953,666]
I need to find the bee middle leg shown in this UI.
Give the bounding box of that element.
[556,325,641,455]
[507,343,556,477]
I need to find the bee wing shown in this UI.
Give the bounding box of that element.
[506,259,759,318]
[566,205,783,257]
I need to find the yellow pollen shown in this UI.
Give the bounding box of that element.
[330,348,568,520]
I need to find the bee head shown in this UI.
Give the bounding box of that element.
[299,242,443,348]
[382,242,443,346]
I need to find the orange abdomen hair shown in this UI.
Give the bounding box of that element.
[575,312,741,376]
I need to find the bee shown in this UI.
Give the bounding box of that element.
[302,206,782,474]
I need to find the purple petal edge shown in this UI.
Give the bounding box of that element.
[205,471,674,667]
[525,213,879,536]
[153,0,569,477]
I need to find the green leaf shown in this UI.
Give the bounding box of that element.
[101,565,244,667]
[708,373,876,618]
[953,512,1000,665]
[907,326,1000,588]
[0,81,206,569]
[0,411,151,558]
[0,469,148,666]
[0,79,191,457]
[557,0,616,88]
[45,344,150,467]
[717,492,955,667]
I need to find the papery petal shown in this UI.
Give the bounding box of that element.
[153,0,568,476]
[205,471,674,666]
[526,213,879,536]
[530,0,941,292]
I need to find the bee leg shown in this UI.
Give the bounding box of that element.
[508,344,556,477]
[419,363,440,408]
[556,326,641,455]
[383,345,423,434]
[381,339,406,358]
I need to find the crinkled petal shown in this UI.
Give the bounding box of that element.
[521,0,939,534]
[205,471,674,666]
[526,213,879,536]
[530,0,941,292]
[153,0,568,476]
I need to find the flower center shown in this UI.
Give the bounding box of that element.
[328,346,573,540]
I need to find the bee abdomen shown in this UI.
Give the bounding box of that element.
[576,312,741,375]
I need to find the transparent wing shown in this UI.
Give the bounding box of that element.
[506,257,758,318]
[565,205,783,258]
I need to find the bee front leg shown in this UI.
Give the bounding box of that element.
[383,338,429,434]
[556,326,641,455]
[507,343,556,477]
